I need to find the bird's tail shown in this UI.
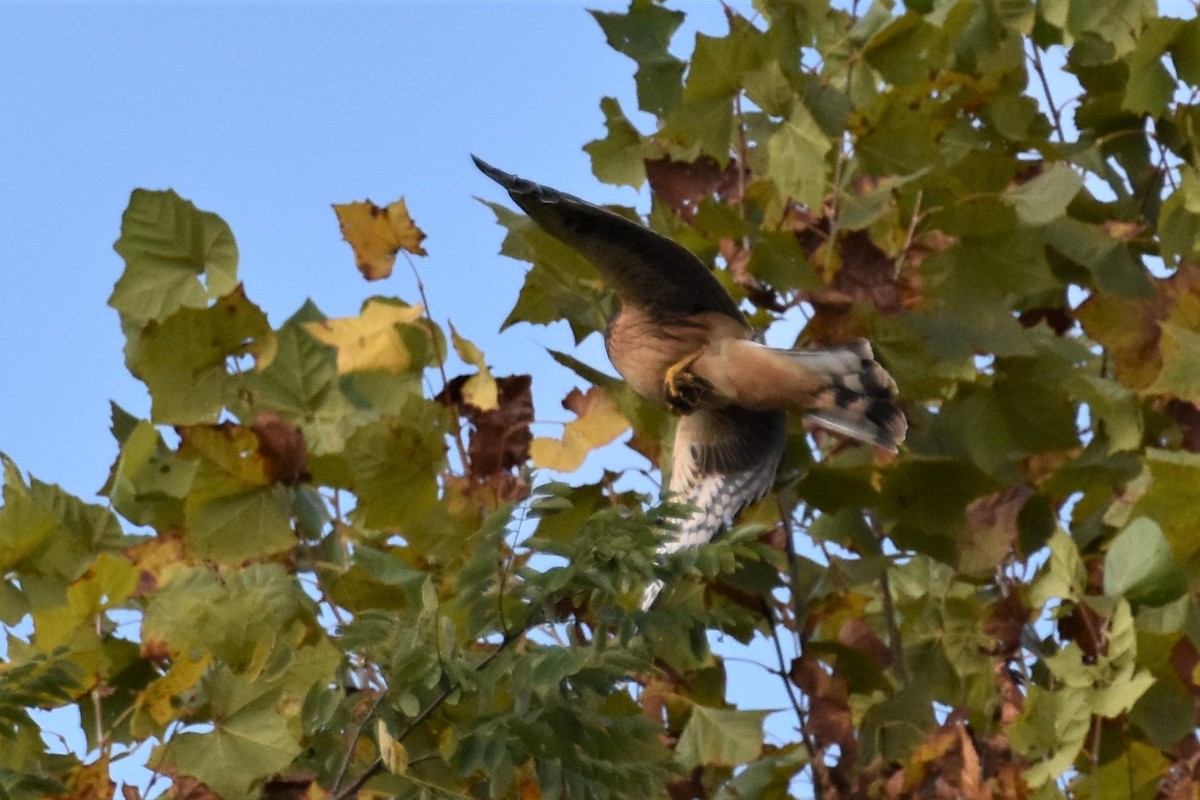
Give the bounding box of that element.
[785,340,907,451]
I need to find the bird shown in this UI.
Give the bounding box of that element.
[473,156,906,609]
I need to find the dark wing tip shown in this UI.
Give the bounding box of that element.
[472,155,539,196]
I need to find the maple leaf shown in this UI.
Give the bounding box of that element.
[333,198,428,280]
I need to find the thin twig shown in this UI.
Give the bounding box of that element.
[766,616,826,798]
[1029,42,1066,143]
[402,252,470,469]
[894,189,923,273]
[864,511,909,687]
[330,689,388,795]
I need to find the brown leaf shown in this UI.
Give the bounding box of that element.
[62,755,115,800]
[645,156,744,221]
[167,776,221,800]
[122,786,141,800]
[1057,601,1107,662]
[959,485,1032,578]
[1165,399,1200,453]
[438,374,534,502]
[1077,262,1200,392]
[262,771,319,800]
[837,617,893,669]
[251,412,309,486]
[1018,306,1074,335]
[332,198,427,281]
[782,203,924,345]
[983,591,1028,659]
[790,654,857,762]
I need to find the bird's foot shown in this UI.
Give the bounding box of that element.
[664,353,712,414]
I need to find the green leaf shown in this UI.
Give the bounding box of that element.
[1029,530,1086,609]
[142,564,304,673]
[590,1,685,118]
[1006,685,1091,787]
[127,288,272,424]
[1121,17,1181,115]
[344,403,447,531]
[1042,217,1154,297]
[766,104,832,210]
[584,97,651,188]
[1147,321,1200,404]
[153,666,299,798]
[1003,162,1083,226]
[1132,449,1200,566]
[1104,517,1187,605]
[675,706,767,769]
[110,189,238,323]
[105,421,196,530]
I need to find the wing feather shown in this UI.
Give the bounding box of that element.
[641,406,786,608]
[474,156,744,322]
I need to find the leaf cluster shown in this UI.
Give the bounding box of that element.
[3,1,1200,799]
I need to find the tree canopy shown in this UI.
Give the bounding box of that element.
[4,1,1200,798]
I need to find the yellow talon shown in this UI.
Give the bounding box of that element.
[663,350,703,389]
[663,350,710,413]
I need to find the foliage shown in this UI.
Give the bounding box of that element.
[3,1,1200,798]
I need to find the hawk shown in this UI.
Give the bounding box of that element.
[475,157,906,609]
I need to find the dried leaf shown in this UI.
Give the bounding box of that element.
[333,198,427,280]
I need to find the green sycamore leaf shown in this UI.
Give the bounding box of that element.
[1104,517,1187,605]
[110,189,239,323]
[105,420,197,530]
[127,287,273,424]
[1158,166,1200,267]
[590,1,685,118]
[766,104,832,211]
[1065,0,1155,57]
[152,666,299,799]
[1121,17,1181,116]
[1006,685,1092,787]
[142,564,305,675]
[584,97,651,188]
[1147,321,1200,404]
[674,705,768,770]
[1131,449,1200,567]
[1029,530,1086,610]
[344,401,447,531]
[1003,162,1083,226]
[1042,217,1154,297]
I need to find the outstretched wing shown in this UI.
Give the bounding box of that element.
[641,405,787,609]
[473,155,744,322]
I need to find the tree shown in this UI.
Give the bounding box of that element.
[3,1,1200,798]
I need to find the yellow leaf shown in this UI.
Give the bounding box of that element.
[303,300,425,374]
[450,324,498,411]
[134,651,212,733]
[68,754,114,800]
[333,198,427,280]
[377,719,409,774]
[531,386,629,472]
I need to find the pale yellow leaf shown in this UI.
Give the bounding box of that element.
[303,301,424,374]
[450,324,498,411]
[531,386,629,472]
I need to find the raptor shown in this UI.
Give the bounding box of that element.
[475,157,906,609]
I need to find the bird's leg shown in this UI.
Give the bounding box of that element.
[663,350,713,414]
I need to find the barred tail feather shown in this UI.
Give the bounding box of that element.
[785,340,907,451]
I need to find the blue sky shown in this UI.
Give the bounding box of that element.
[2,2,737,502]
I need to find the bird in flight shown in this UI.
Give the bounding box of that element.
[474,157,906,609]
